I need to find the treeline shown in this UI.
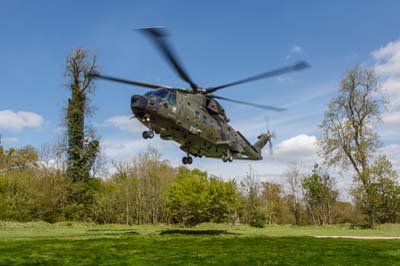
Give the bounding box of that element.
[1,144,398,227]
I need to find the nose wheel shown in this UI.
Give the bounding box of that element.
[142,130,154,139]
[222,151,233,163]
[182,155,193,165]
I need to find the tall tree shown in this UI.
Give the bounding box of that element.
[319,66,385,227]
[65,48,99,182]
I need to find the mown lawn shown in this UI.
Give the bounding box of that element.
[1,222,400,265]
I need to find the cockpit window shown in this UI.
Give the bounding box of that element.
[205,97,222,113]
[167,92,177,106]
[144,89,169,98]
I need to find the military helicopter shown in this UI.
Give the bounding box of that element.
[92,28,310,164]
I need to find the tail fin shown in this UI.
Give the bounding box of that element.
[253,132,272,154]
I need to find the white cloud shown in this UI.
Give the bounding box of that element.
[104,115,145,133]
[273,134,318,161]
[102,135,175,161]
[103,138,148,159]
[372,39,400,77]
[372,39,400,109]
[382,111,400,125]
[0,110,44,132]
[371,38,400,148]
[291,45,302,54]
[380,77,400,109]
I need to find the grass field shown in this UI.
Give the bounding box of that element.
[1,222,400,265]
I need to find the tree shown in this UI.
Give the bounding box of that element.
[0,136,5,171]
[10,146,38,170]
[165,167,240,226]
[332,201,364,224]
[249,206,267,228]
[165,168,210,226]
[94,147,176,225]
[130,148,175,224]
[319,66,385,227]
[285,163,304,225]
[353,155,400,224]
[261,182,286,224]
[302,164,338,225]
[208,177,240,224]
[65,48,99,182]
[113,162,132,226]
[39,141,68,173]
[0,145,38,172]
[33,166,70,223]
[92,179,121,224]
[239,168,264,226]
[0,169,40,221]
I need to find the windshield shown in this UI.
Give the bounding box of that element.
[144,89,169,98]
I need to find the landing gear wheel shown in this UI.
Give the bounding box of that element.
[182,156,193,165]
[222,154,233,163]
[142,131,154,139]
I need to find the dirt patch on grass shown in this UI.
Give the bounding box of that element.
[314,235,400,240]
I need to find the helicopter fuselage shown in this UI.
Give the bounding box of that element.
[131,89,265,163]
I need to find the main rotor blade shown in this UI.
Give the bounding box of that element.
[139,27,199,91]
[91,73,173,90]
[206,61,310,94]
[211,95,286,112]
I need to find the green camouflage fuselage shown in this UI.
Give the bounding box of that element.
[132,89,271,161]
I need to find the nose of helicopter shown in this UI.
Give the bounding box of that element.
[131,95,147,116]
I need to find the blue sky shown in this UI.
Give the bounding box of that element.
[1,1,399,191]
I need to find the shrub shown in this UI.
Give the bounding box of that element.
[249,207,267,228]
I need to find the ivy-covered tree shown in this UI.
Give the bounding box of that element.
[65,48,99,182]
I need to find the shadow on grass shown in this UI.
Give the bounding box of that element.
[87,229,138,236]
[160,229,240,236]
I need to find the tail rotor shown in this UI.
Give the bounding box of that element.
[263,117,275,156]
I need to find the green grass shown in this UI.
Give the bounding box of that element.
[1,222,400,265]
